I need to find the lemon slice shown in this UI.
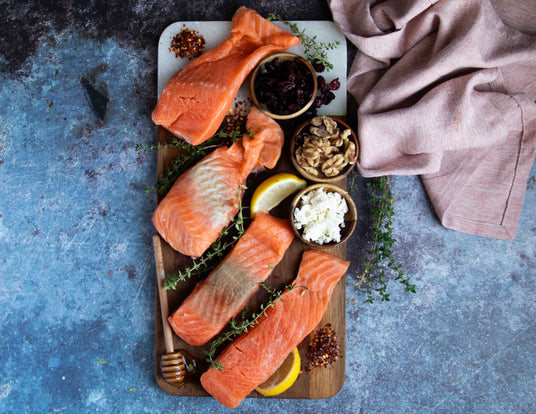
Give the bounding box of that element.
[250,173,306,218]
[255,347,301,397]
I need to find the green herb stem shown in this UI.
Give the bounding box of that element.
[164,184,248,290]
[267,14,341,71]
[351,175,416,303]
[204,283,306,370]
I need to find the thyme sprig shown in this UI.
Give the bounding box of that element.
[164,184,248,290]
[351,175,415,303]
[205,283,307,370]
[136,137,217,194]
[135,112,251,195]
[267,14,341,71]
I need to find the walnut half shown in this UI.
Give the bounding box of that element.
[294,116,356,178]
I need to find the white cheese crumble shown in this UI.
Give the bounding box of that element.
[293,188,348,244]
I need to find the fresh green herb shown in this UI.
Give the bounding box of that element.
[204,283,306,370]
[136,137,217,194]
[136,108,251,195]
[164,184,248,290]
[267,14,341,71]
[350,174,415,303]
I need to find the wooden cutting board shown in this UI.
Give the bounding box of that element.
[153,19,349,400]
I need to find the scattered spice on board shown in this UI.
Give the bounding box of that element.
[169,25,206,59]
[216,101,249,144]
[304,323,340,372]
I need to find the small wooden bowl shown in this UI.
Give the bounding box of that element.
[290,183,357,249]
[249,52,318,120]
[290,117,359,183]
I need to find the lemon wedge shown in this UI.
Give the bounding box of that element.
[250,173,306,218]
[255,347,301,397]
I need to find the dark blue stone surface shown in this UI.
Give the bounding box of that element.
[0,1,534,413]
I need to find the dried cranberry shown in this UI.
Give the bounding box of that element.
[311,58,325,73]
[254,57,314,115]
[328,78,340,91]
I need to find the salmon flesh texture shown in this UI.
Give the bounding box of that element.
[200,250,350,408]
[152,106,284,258]
[168,212,294,346]
[151,6,300,145]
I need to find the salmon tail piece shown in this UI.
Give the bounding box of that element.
[200,250,350,408]
[151,6,300,146]
[152,106,284,258]
[167,212,294,346]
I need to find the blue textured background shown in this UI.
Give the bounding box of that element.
[1,1,535,413]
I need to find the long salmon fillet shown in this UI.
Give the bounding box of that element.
[168,212,294,346]
[200,250,349,408]
[152,6,300,145]
[152,106,284,257]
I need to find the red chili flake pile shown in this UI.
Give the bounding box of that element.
[216,101,249,144]
[304,323,340,372]
[169,26,206,60]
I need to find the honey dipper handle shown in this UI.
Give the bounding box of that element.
[152,235,175,354]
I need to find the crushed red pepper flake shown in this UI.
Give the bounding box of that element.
[304,323,340,373]
[169,25,206,60]
[216,101,250,144]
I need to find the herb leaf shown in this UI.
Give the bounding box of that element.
[350,174,416,303]
[267,14,341,71]
[164,184,248,290]
[204,283,306,370]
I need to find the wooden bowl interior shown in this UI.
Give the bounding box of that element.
[249,52,318,120]
[290,117,359,183]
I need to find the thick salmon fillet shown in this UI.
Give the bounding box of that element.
[152,6,300,145]
[152,106,284,257]
[168,212,294,346]
[200,250,349,408]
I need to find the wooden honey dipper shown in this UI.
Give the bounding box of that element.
[152,235,198,387]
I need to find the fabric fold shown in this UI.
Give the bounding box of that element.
[329,0,536,240]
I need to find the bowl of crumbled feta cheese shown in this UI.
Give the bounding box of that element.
[290,184,357,248]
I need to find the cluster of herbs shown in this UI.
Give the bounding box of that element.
[205,283,307,370]
[136,105,249,196]
[164,184,248,290]
[350,174,415,303]
[267,14,341,71]
[169,26,206,59]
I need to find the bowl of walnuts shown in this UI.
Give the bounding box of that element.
[290,115,358,183]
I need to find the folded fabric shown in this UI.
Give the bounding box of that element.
[329,0,536,240]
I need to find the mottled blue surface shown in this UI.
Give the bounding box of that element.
[1,2,535,413]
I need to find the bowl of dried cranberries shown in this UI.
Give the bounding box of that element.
[249,52,318,120]
[290,115,359,183]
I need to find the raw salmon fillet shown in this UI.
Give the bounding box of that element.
[152,6,300,145]
[200,250,349,408]
[152,106,284,258]
[168,212,294,346]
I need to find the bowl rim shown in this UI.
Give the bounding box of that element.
[290,116,359,183]
[289,183,357,249]
[249,52,318,120]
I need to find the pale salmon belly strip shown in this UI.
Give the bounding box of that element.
[151,6,300,145]
[200,250,349,408]
[152,106,284,257]
[168,212,294,346]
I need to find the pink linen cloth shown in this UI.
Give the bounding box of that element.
[328,0,536,240]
